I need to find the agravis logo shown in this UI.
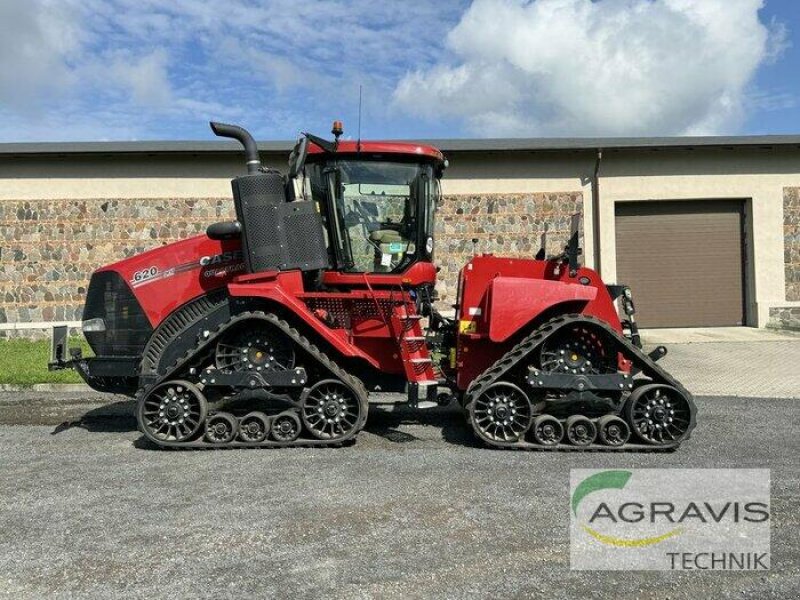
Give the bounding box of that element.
[570,469,771,571]
[572,470,683,547]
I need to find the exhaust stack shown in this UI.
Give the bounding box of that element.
[210,121,261,174]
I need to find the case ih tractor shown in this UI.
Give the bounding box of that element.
[50,121,696,450]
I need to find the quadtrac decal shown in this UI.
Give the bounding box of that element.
[200,251,245,279]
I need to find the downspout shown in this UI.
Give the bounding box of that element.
[591,150,603,274]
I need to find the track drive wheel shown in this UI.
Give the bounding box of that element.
[469,382,534,444]
[597,415,630,446]
[627,384,693,445]
[565,415,596,446]
[530,415,564,446]
[215,327,295,373]
[205,413,238,444]
[539,323,615,375]
[301,380,363,440]
[138,380,207,444]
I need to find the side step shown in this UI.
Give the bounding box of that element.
[389,304,438,390]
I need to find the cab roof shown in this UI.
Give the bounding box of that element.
[307,140,445,163]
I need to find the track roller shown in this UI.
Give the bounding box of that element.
[530,415,564,446]
[565,415,596,446]
[137,380,207,444]
[271,413,301,442]
[238,412,270,443]
[597,415,630,446]
[205,413,238,444]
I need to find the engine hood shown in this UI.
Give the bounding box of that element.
[94,234,244,327]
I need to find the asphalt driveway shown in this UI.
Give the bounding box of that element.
[0,395,797,599]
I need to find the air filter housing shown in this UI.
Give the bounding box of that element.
[231,171,329,273]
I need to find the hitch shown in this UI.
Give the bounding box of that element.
[408,381,439,409]
[48,325,82,371]
[648,345,668,362]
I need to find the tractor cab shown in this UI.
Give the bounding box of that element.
[292,125,446,282]
[204,122,445,290]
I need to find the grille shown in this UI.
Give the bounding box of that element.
[246,205,283,270]
[304,297,396,328]
[83,271,153,356]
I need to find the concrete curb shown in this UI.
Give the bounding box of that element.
[0,383,93,392]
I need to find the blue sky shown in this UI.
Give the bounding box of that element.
[749,0,800,133]
[0,0,798,142]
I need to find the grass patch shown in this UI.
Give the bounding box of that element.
[0,337,93,385]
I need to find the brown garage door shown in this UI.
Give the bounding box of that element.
[615,200,746,328]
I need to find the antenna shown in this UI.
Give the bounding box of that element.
[357,84,362,153]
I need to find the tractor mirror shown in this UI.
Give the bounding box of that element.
[288,136,310,179]
[569,213,580,240]
[567,213,581,277]
[535,224,549,260]
[567,213,581,275]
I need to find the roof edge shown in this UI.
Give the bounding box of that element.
[1,135,800,156]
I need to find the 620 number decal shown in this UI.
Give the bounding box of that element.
[132,266,159,283]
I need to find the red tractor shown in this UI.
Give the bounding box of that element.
[50,121,696,450]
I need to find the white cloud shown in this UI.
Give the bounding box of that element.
[0,0,789,141]
[393,0,785,136]
[0,0,84,111]
[106,50,174,107]
[0,0,461,141]
[0,1,181,138]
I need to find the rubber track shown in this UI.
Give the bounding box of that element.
[140,289,230,378]
[136,310,369,450]
[463,314,697,452]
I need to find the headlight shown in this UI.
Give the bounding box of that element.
[82,318,106,332]
[426,236,434,254]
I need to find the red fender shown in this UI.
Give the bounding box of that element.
[487,277,596,342]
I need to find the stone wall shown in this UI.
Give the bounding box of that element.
[1,192,583,335]
[785,187,800,302]
[762,188,800,331]
[767,306,800,331]
[434,192,584,305]
[1,198,235,335]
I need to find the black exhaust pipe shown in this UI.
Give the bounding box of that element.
[210,121,262,174]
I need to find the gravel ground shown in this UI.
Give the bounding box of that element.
[0,395,797,599]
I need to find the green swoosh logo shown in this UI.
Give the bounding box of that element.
[572,470,682,547]
[571,470,632,516]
